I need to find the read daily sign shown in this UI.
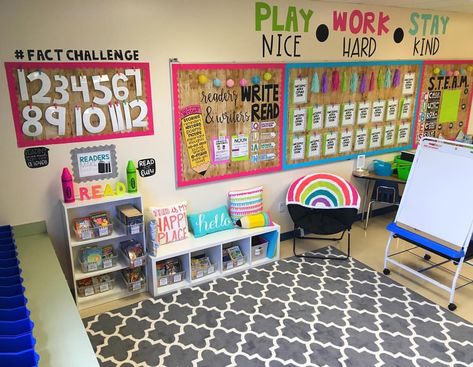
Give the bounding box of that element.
[4,62,154,147]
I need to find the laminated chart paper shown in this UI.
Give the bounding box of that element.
[172,63,284,186]
[284,61,421,170]
[413,60,473,147]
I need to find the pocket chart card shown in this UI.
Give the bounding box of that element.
[414,60,473,147]
[284,61,422,169]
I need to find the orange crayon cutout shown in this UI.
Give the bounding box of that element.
[180,105,211,176]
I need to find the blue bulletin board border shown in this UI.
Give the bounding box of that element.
[283,60,423,170]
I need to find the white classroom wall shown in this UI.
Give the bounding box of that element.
[1,0,473,283]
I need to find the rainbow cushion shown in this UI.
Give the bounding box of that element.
[286,173,360,210]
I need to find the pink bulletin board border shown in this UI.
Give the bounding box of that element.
[413,60,473,148]
[4,61,154,147]
[171,62,285,187]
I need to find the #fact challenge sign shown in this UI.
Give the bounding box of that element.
[284,60,422,169]
[172,63,284,186]
[4,62,154,147]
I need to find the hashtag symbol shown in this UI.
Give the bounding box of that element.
[14,50,24,60]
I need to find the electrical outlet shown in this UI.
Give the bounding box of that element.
[278,202,286,213]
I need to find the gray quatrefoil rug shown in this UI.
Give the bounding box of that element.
[84,247,473,367]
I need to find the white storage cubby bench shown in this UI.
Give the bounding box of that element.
[62,193,147,311]
[146,223,280,297]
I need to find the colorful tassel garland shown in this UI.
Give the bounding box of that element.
[385,68,392,88]
[311,72,320,93]
[350,73,358,93]
[393,69,400,87]
[359,73,367,93]
[332,70,340,91]
[321,72,328,93]
[341,71,348,92]
[369,72,375,91]
[377,69,384,89]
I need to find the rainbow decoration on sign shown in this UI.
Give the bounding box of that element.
[286,173,360,209]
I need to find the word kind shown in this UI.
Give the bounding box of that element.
[409,13,449,56]
[255,2,313,57]
[333,10,390,58]
[16,68,147,137]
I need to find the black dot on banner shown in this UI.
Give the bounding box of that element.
[461,104,466,110]
[316,24,329,42]
[449,123,454,129]
[393,28,404,43]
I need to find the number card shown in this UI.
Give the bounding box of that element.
[384,124,396,146]
[397,122,411,144]
[293,77,308,104]
[339,129,353,153]
[325,104,340,128]
[369,126,382,148]
[5,62,154,147]
[354,128,368,151]
[307,134,321,158]
[291,107,306,132]
[308,105,324,130]
[371,100,385,123]
[291,135,305,160]
[341,102,356,126]
[386,99,398,121]
[357,101,370,125]
[323,131,338,156]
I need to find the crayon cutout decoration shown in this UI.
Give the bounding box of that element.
[311,72,320,93]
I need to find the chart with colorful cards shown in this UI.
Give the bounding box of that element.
[414,60,473,147]
[283,61,422,169]
[172,63,285,187]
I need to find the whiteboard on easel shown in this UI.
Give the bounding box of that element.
[395,137,473,248]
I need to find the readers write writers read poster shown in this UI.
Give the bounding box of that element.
[284,61,422,170]
[414,60,473,147]
[4,62,154,147]
[172,63,284,186]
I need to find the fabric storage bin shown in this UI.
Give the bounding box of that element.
[0,307,30,322]
[251,236,268,261]
[0,285,25,297]
[0,347,39,367]
[0,275,22,287]
[0,318,34,336]
[0,295,27,309]
[156,271,185,288]
[0,250,17,260]
[0,266,21,278]
[0,333,35,353]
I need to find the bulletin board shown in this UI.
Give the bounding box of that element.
[414,60,473,147]
[284,60,422,169]
[172,63,285,187]
[4,62,154,147]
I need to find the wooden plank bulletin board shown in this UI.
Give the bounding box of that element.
[172,63,285,187]
[413,60,473,147]
[284,61,422,170]
[4,62,154,147]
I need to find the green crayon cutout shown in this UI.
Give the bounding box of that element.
[127,160,138,193]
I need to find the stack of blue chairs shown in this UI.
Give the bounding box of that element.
[0,225,39,367]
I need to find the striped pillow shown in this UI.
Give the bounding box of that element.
[228,186,263,223]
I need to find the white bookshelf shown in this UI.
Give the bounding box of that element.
[61,193,148,311]
[147,223,280,297]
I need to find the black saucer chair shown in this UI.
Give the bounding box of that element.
[286,173,361,260]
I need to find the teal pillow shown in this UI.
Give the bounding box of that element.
[187,206,234,238]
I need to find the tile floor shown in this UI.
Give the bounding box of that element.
[81,213,473,323]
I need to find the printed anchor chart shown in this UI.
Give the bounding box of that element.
[172,63,284,186]
[414,60,473,147]
[284,61,422,169]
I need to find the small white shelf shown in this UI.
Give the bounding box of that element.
[76,276,145,309]
[74,256,129,281]
[63,192,142,209]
